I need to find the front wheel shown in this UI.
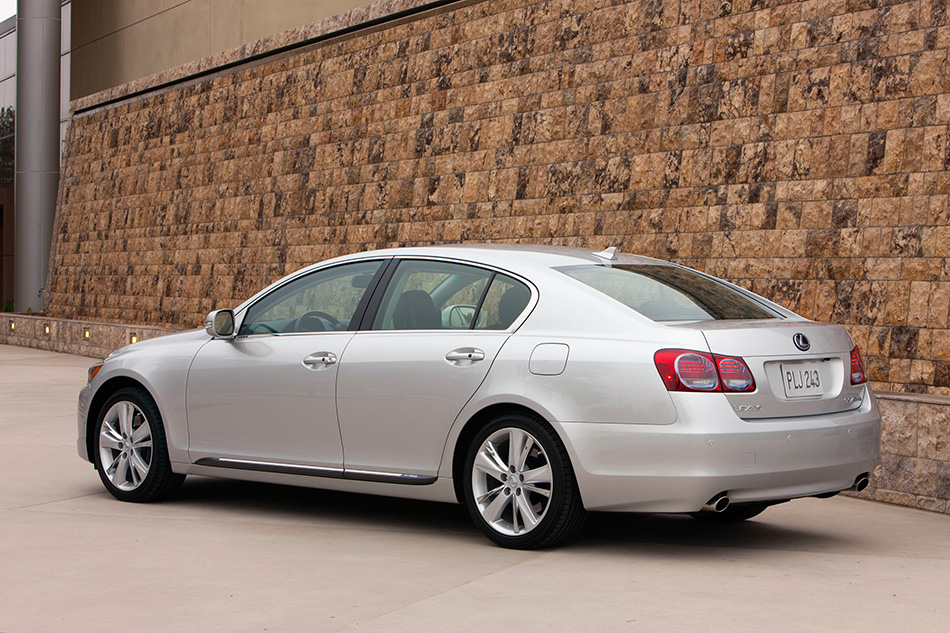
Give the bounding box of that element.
[93,387,184,502]
[463,413,586,549]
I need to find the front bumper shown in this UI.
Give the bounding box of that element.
[77,382,92,462]
[561,389,881,512]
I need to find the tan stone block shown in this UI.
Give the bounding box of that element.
[915,496,948,513]
[908,281,933,326]
[874,488,918,508]
[918,404,950,461]
[936,93,950,124]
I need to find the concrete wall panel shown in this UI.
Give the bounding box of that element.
[71,0,376,98]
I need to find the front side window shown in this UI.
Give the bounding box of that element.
[239,260,383,335]
[371,260,531,331]
[560,264,780,321]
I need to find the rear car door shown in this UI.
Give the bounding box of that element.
[336,259,533,479]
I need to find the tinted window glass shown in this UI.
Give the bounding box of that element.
[474,274,532,330]
[560,264,778,321]
[239,260,382,335]
[372,260,493,330]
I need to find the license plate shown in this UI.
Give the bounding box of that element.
[781,362,824,398]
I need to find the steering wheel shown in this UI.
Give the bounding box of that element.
[297,310,344,332]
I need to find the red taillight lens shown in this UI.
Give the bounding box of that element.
[675,353,719,391]
[654,350,756,392]
[850,345,867,385]
[715,355,756,391]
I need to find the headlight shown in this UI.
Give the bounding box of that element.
[87,362,104,383]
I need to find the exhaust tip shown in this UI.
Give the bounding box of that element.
[852,474,870,492]
[702,492,730,513]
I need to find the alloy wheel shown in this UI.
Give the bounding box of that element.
[98,400,153,491]
[471,427,553,536]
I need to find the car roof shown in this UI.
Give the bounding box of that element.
[334,243,666,270]
[235,244,675,315]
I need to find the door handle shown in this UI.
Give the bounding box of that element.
[303,352,337,368]
[445,348,485,363]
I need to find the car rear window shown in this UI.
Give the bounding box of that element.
[559,264,780,321]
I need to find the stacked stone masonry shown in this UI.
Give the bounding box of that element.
[53,0,950,395]
[48,0,950,511]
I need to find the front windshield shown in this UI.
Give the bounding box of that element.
[560,264,781,321]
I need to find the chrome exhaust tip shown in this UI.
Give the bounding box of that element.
[851,473,870,492]
[702,492,730,513]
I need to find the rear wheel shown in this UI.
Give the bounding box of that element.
[463,413,586,549]
[93,387,184,502]
[690,502,769,523]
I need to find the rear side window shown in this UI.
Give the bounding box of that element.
[370,260,532,331]
[560,264,779,321]
[371,260,493,330]
[474,274,531,330]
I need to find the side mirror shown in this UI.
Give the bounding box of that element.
[205,309,235,338]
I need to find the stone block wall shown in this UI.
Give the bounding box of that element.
[52,0,950,397]
[39,0,950,514]
[0,314,176,359]
[856,393,950,512]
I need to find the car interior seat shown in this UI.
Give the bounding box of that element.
[393,290,441,329]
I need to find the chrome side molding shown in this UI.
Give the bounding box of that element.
[195,457,436,485]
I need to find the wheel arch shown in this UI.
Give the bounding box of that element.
[85,376,156,462]
[450,402,569,504]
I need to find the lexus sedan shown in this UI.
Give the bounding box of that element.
[78,244,881,548]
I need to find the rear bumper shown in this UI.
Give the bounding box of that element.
[561,389,881,512]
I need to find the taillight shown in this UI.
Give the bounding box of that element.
[654,349,756,392]
[716,356,755,391]
[675,353,719,390]
[850,345,867,385]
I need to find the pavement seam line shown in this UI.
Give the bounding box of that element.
[5,491,106,511]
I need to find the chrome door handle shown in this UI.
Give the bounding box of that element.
[303,352,337,367]
[445,348,485,362]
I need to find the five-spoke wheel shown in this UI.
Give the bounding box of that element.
[463,413,586,549]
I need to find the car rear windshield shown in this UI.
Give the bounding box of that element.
[559,264,780,321]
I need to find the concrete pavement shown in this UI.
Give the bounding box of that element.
[1,343,949,632]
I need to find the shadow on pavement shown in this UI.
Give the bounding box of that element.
[168,476,856,554]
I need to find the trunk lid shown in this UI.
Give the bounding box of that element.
[671,319,866,419]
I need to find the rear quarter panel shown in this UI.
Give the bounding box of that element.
[438,279,710,478]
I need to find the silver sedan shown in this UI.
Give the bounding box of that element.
[78,245,881,548]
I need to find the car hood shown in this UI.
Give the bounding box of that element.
[106,328,208,360]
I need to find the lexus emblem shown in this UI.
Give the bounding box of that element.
[793,333,811,351]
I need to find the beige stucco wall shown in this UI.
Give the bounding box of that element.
[70,0,376,99]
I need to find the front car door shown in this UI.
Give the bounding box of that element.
[336,259,534,479]
[186,259,386,471]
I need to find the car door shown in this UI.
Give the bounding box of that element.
[336,259,534,479]
[186,259,386,470]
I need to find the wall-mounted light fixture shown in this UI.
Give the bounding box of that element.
[44,324,50,335]
[8,320,13,331]
[130,334,138,344]
[83,329,91,339]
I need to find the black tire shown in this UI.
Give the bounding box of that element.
[462,413,587,549]
[93,386,185,502]
[690,502,768,523]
